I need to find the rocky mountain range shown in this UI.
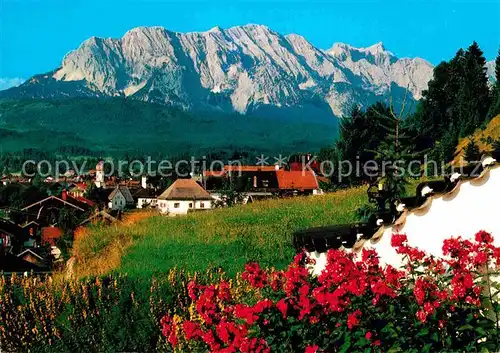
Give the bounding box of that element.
[1,24,436,119]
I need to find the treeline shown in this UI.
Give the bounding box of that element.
[0,149,100,175]
[322,42,500,186]
[0,146,266,177]
[410,42,499,161]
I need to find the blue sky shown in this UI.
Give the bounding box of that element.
[0,0,498,88]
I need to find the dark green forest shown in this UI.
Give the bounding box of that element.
[0,97,336,159]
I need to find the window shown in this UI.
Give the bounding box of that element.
[174,202,180,208]
[262,180,269,187]
[200,202,205,208]
[189,203,193,208]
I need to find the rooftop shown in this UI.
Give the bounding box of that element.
[276,170,319,190]
[158,179,212,201]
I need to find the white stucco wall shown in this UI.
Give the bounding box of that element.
[137,197,158,209]
[308,167,500,274]
[158,200,212,215]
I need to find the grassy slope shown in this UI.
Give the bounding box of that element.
[73,187,367,278]
[455,115,500,160]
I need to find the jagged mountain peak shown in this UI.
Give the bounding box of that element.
[207,25,223,33]
[364,41,386,54]
[327,41,393,58]
[1,24,435,117]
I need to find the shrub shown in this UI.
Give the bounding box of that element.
[161,231,500,352]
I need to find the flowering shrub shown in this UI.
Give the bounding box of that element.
[161,231,500,352]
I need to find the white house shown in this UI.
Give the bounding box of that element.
[157,179,213,215]
[108,186,134,211]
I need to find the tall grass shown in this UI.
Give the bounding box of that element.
[0,269,230,352]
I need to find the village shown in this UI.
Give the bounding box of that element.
[0,155,327,274]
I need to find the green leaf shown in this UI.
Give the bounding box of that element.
[445,336,452,346]
[422,343,433,353]
[475,326,487,336]
[458,324,474,331]
[339,336,352,353]
[417,327,429,337]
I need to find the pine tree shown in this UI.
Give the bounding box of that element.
[413,49,464,150]
[440,125,459,162]
[369,93,419,211]
[464,139,481,162]
[496,49,500,83]
[488,48,500,118]
[457,42,491,136]
[417,61,452,142]
[335,103,389,185]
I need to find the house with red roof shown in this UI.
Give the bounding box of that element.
[275,170,321,195]
[21,191,93,226]
[203,165,322,198]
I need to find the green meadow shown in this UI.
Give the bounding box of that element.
[74,187,367,278]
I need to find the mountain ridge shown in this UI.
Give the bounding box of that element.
[1,24,434,119]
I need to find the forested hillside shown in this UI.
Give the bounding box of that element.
[0,98,337,156]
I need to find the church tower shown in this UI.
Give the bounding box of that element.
[95,160,105,188]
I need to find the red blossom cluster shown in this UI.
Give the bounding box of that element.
[160,315,178,346]
[391,231,500,323]
[241,262,268,289]
[161,231,500,352]
[162,279,272,352]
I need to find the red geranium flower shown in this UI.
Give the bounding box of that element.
[347,309,362,329]
[475,230,493,244]
[305,345,319,353]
